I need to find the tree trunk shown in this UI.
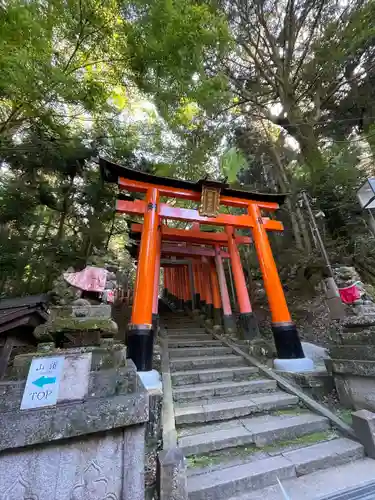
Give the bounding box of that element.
[105,214,116,251]
[295,205,312,254]
[55,175,75,245]
[263,123,305,251]
[294,124,327,186]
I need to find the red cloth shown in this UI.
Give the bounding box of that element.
[339,284,361,304]
[63,266,107,292]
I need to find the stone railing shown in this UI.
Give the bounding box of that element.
[158,332,188,500]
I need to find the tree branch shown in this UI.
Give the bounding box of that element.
[292,0,326,83]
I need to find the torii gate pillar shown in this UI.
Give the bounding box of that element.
[226,226,259,340]
[129,188,159,371]
[248,204,313,370]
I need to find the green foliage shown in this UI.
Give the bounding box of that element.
[2,0,375,298]
[219,147,247,183]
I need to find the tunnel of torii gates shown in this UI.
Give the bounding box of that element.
[100,157,313,374]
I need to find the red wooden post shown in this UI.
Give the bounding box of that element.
[248,203,306,364]
[164,267,169,299]
[226,226,259,339]
[129,187,159,371]
[198,259,207,311]
[152,226,161,333]
[202,257,213,320]
[214,245,236,334]
[193,260,201,309]
[209,259,222,328]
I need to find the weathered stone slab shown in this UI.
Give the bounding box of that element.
[173,379,276,403]
[170,354,246,371]
[0,430,123,500]
[302,342,330,364]
[50,304,112,319]
[338,329,375,345]
[88,365,137,398]
[12,343,127,379]
[187,455,295,500]
[169,346,232,358]
[341,315,375,329]
[123,424,145,500]
[282,438,363,476]
[174,393,298,425]
[331,359,375,377]
[171,366,259,386]
[58,352,91,402]
[352,409,375,458]
[167,339,222,348]
[330,345,375,361]
[179,424,253,456]
[0,391,148,451]
[145,390,162,500]
[283,438,364,476]
[242,413,330,448]
[158,447,188,500]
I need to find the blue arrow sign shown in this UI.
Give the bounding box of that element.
[32,376,56,388]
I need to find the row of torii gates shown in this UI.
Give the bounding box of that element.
[101,158,312,373]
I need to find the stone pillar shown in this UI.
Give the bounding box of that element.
[329,316,375,411]
[158,447,188,500]
[225,226,259,340]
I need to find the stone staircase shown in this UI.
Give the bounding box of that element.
[161,313,375,500]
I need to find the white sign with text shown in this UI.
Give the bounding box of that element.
[20,356,65,410]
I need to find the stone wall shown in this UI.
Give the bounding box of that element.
[328,316,375,412]
[0,340,149,500]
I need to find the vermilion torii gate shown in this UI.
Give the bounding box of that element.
[130,222,252,331]
[100,157,310,373]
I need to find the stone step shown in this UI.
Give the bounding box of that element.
[187,438,364,500]
[330,345,375,360]
[178,413,329,456]
[174,392,299,425]
[163,323,203,328]
[171,366,259,386]
[226,458,375,500]
[169,346,233,358]
[162,325,206,334]
[168,339,223,348]
[167,334,211,342]
[173,379,277,403]
[170,354,246,371]
[342,315,375,330]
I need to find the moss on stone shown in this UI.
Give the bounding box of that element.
[336,409,353,426]
[186,430,338,469]
[35,317,118,334]
[262,430,338,453]
[271,407,310,417]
